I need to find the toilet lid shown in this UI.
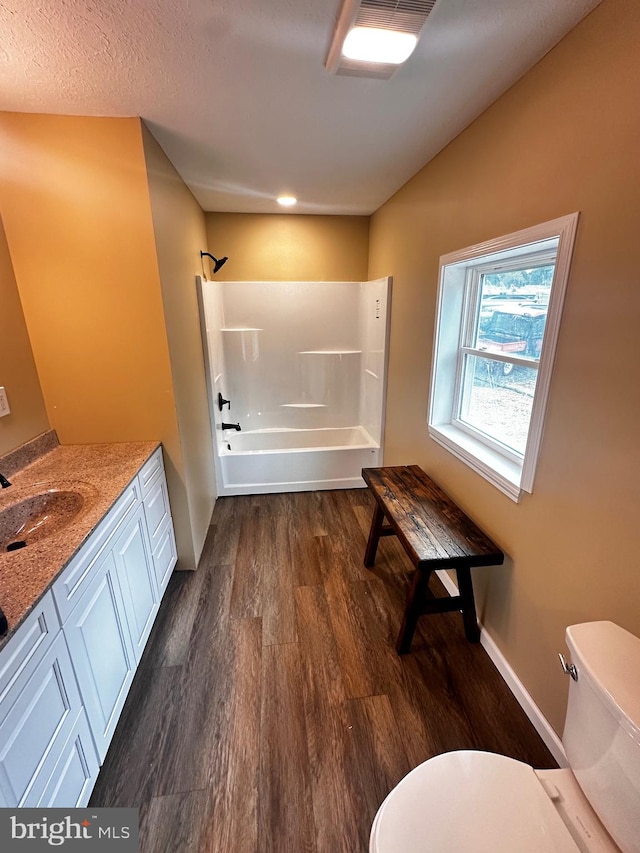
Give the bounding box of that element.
[370,751,582,853]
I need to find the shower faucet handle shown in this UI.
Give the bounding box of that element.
[218,392,231,411]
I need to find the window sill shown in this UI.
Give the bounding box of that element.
[428,423,523,502]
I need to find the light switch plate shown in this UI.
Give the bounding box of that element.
[0,387,10,417]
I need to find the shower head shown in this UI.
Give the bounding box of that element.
[200,251,228,274]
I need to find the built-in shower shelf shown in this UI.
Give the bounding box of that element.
[364,369,379,379]
[220,327,263,332]
[281,403,327,408]
[299,350,362,355]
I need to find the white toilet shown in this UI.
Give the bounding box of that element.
[370,621,640,853]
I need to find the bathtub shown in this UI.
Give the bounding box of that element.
[216,426,381,495]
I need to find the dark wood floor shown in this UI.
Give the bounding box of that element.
[90,488,555,852]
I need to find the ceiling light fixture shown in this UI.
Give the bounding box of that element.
[277,195,297,207]
[342,27,417,65]
[326,0,437,79]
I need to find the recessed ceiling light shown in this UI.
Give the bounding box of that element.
[342,27,418,65]
[277,195,297,207]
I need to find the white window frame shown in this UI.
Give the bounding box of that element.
[428,213,579,502]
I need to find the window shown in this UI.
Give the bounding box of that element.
[428,214,579,501]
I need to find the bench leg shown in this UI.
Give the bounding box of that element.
[396,569,432,654]
[364,503,385,568]
[456,566,480,643]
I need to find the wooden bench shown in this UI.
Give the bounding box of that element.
[362,465,504,654]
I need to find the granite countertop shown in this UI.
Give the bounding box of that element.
[0,432,160,649]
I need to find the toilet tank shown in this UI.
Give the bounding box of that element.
[562,621,640,853]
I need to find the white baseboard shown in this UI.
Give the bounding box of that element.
[435,567,462,598]
[435,569,567,768]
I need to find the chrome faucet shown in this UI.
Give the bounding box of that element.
[0,473,11,488]
[221,422,242,432]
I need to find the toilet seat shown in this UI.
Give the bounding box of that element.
[370,751,583,853]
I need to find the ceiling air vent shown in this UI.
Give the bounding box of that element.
[326,0,437,79]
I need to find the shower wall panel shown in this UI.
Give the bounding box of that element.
[219,281,363,432]
[359,277,391,446]
[197,276,225,415]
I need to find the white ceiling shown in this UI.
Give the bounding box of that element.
[0,0,602,215]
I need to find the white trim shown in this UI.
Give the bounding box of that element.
[435,568,567,767]
[520,213,579,492]
[438,219,572,267]
[435,567,461,598]
[429,423,522,501]
[480,628,567,768]
[428,213,579,498]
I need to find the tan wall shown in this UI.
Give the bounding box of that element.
[0,216,49,454]
[369,0,640,734]
[142,124,215,566]
[0,113,196,569]
[206,213,370,281]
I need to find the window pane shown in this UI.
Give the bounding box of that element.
[474,265,554,362]
[458,355,538,455]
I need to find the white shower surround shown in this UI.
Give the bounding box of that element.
[198,278,391,496]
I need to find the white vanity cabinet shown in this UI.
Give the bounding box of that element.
[0,592,99,807]
[0,445,177,806]
[54,446,175,764]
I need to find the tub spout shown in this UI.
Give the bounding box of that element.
[222,422,242,431]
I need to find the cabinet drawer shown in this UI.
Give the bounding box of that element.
[152,516,177,594]
[139,447,164,498]
[142,459,176,594]
[0,591,60,720]
[143,468,172,543]
[0,631,84,806]
[53,481,140,624]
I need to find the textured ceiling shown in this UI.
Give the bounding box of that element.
[0,0,602,214]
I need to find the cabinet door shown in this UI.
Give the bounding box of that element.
[151,518,177,594]
[112,505,158,663]
[64,549,136,763]
[0,632,91,806]
[143,468,177,594]
[0,591,59,719]
[37,711,99,807]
